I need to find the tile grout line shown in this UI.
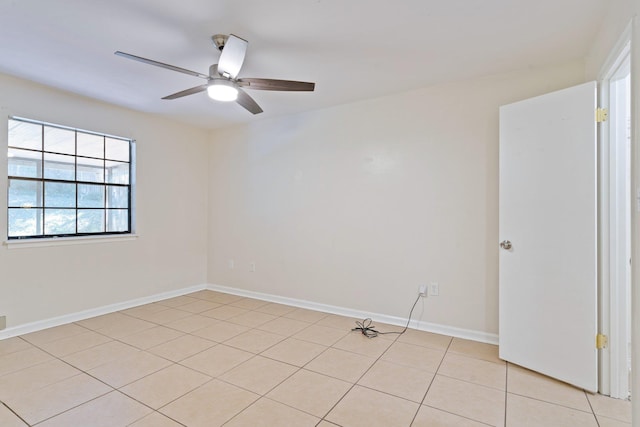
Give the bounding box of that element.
[504,362,509,427]
[5,293,250,425]
[408,335,454,426]
[433,371,507,393]
[160,301,336,425]
[211,325,368,423]
[316,321,425,426]
[505,390,607,415]
[18,294,451,427]
[10,294,337,426]
[2,294,362,426]
[584,390,601,427]
[1,400,31,427]
[5,291,622,427]
[22,345,182,427]
[6,336,121,426]
[408,337,502,427]
[223,310,354,424]
[213,309,339,426]
[505,362,609,426]
[31,292,262,426]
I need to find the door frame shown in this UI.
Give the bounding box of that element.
[597,24,632,399]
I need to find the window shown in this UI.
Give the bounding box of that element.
[7,117,133,239]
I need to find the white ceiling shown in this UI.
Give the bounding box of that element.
[0,0,607,129]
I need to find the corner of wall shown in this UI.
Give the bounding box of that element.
[584,0,634,79]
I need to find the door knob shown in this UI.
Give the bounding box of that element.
[500,240,512,250]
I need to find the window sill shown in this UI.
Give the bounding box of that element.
[3,234,138,249]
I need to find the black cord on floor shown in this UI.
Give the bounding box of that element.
[351,293,422,339]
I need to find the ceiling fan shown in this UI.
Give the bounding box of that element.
[115,34,315,114]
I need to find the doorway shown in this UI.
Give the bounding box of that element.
[600,41,632,400]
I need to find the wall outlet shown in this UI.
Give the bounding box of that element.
[0,315,6,330]
[419,284,428,297]
[228,259,235,269]
[249,262,256,272]
[430,282,440,296]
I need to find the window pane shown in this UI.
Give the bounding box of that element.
[44,126,75,155]
[78,209,104,233]
[105,137,129,161]
[78,184,104,208]
[105,161,129,184]
[45,182,76,208]
[44,153,75,180]
[8,179,42,208]
[77,157,104,183]
[7,118,132,240]
[107,209,128,232]
[8,148,41,178]
[8,119,41,150]
[44,209,76,235]
[8,208,42,237]
[107,185,128,208]
[77,133,104,158]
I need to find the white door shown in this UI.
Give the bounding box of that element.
[499,81,598,392]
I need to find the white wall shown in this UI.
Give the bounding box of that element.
[0,74,209,328]
[208,61,586,336]
[585,0,633,79]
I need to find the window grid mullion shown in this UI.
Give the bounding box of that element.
[40,123,44,236]
[75,130,78,235]
[7,118,131,240]
[104,135,107,233]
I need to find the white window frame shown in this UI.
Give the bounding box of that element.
[4,116,137,248]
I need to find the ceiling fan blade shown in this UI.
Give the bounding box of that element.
[237,78,315,92]
[115,51,209,80]
[217,34,248,79]
[162,84,209,100]
[236,88,263,114]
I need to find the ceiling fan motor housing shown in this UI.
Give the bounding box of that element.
[212,34,229,51]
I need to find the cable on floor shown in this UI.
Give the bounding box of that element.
[351,293,422,339]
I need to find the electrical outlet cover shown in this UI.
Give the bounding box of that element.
[430,282,439,296]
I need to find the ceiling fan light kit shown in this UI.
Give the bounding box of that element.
[115,33,315,114]
[207,80,238,102]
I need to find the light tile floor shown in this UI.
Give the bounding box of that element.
[0,290,632,426]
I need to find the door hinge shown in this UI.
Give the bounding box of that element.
[596,333,608,349]
[596,108,608,123]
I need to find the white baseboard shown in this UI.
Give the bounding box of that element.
[0,284,208,340]
[207,283,499,345]
[0,282,498,346]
